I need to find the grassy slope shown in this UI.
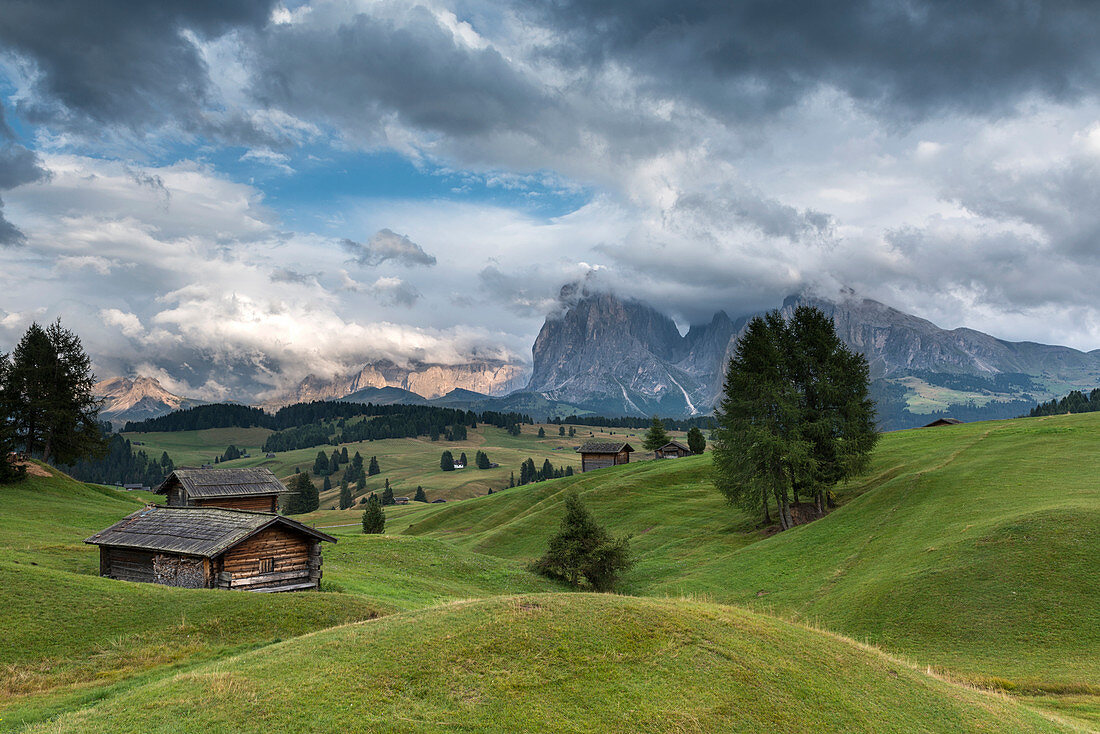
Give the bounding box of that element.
[122,427,275,467]
[0,468,551,730]
[401,414,1100,694]
[26,595,1070,734]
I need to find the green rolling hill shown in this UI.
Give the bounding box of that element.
[399,414,1100,699]
[3,412,1098,731]
[24,595,1070,734]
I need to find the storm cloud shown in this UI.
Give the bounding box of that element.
[4,0,1100,398]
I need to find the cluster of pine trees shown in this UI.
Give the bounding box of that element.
[712,307,878,531]
[129,400,532,455]
[1029,388,1100,417]
[514,458,573,486]
[62,434,174,487]
[0,321,106,483]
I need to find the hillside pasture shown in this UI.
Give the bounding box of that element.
[126,422,688,505]
[397,414,1100,702]
[24,595,1071,734]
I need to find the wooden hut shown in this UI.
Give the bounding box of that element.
[156,467,285,512]
[922,417,962,428]
[576,441,635,473]
[655,440,691,459]
[86,505,335,592]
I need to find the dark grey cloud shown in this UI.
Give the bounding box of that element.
[0,106,49,245]
[342,229,437,267]
[528,0,1100,121]
[0,0,276,136]
[248,6,570,148]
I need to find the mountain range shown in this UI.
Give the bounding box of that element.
[98,290,1100,430]
[526,289,1100,428]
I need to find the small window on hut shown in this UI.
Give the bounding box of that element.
[258,558,274,574]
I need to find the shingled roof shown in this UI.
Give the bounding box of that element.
[658,440,691,452]
[155,467,286,498]
[575,441,635,454]
[85,506,335,557]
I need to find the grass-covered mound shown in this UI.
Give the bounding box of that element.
[0,561,379,730]
[320,531,563,611]
[401,414,1100,693]
[29,594,1071,733]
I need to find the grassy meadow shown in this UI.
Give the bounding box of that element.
[2,412,1098,731]
[125,422,681,504]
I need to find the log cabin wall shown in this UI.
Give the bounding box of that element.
[193,495,277,512]
[581,453,616,472]
[102,547,157,583]
[218,525,314,591]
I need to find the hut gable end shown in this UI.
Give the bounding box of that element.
[155,468,285,511]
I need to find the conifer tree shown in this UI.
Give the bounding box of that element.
[339,480,352,510]
[509,471,515,488]
[361,493,385,534]
[368,455,380,476]
[414,486,427,502]
[565,465,574,477]
[382,479,395,506]
[559,425,565,436]
[331,449,341,469]
[533,493,633,591]
[475,450,491,469]
[0,321,106,466]
[340,446,349,463]
[686,426,706,455]
[459,452,467,467]
[313,450,329,476]
[440,450,455,471]
[0,353,25,483]
[642,416,670,453]
[322,475,332,492]
[541,458,554,481]
[537,427,546,438]
[289,471,319,514]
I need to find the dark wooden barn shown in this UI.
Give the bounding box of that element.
[655,440,691,459]
[922,417,963,428]
[156,467,285,512]
[576,441,635,473]
[86,506,335,592]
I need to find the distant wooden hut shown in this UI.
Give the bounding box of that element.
[922,418,963,428]
[155,468,285,512]
[576,441,635,473]
[85,505,335,592]
[655,440,691,459]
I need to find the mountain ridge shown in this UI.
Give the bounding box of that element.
[525,289,1100,427]
[93,376,204,427]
